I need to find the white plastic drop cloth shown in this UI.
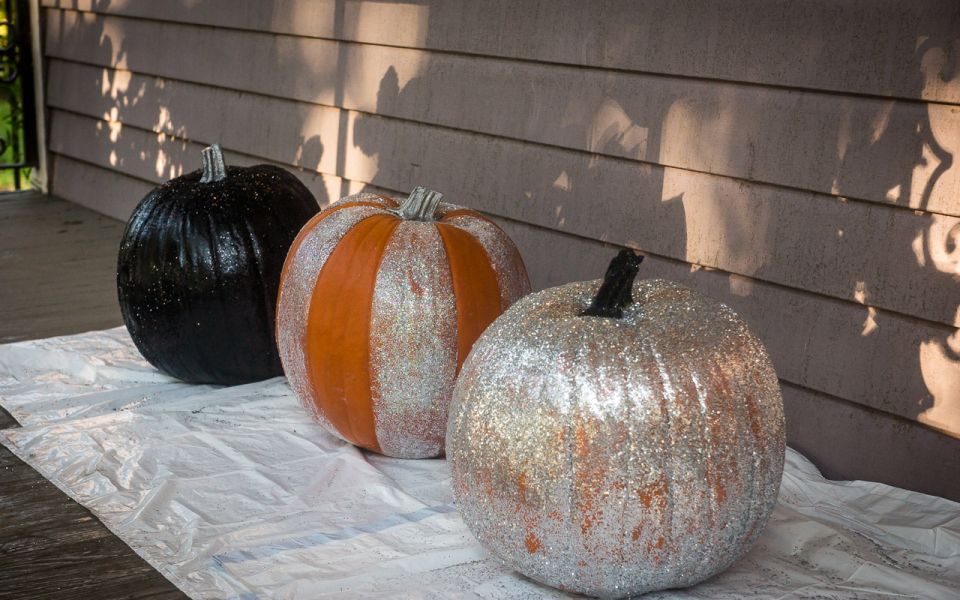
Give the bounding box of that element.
[1,328,959,599]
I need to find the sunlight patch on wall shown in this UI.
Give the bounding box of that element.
[107,120,122,143]
[860,307,879,337]
[885,184,901,203]
[852,281,868,304]
[918,37,960,104]
[155,106,174,135]
[275,36,337,105]
[100,70,112,97]
[100,21,127,70]
[664,165,771,277]
[911,231,929,268]
[910,143,945,210]
[852,281,879,337]
[295,110,342,172]
[155,149,168,179]
[834,110,852,167]
[918,330,960,439]
[924,214,960,275]
[659,94,777,275]
[588,99,648,164]
[282,2,432,111]
[869,101,895,144]
[661,92,736,176]
[348,1,429,47]
[104,68,132,101]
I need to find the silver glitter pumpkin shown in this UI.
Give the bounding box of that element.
[447,251,785,598]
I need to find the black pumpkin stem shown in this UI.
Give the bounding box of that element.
[580,249,644,319]
[200,144,227,183]
[395,186,443,221]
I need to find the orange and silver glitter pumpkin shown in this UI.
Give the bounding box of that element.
[447,250,785,598]
[277,187,530,458]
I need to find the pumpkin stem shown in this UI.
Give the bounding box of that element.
[580,249,644,319]
[200,144,227,183]
[394,186,443,221]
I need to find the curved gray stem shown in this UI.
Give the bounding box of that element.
[200,144,227,183]
[393,186,443,221]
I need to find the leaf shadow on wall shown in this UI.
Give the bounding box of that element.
[55,0,330,217]
[352,64,688,275]
[830,33,960,433]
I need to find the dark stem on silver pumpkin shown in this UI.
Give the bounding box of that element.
[200,144,227,183]
[394,186,443,221]
[581,249,644,319]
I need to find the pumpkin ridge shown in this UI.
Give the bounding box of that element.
[198,209,227,381]
[171,201,198,379]
[719,351,758,555]
[238,214,278,371]
[435,223,504,373]
[306,214,400,453]
[334,215,388,446]
[276,200,388,341]
[117,195,164,361]
[367,222,457,458]
[214,208,268,381]
[439,208,483,222]
[610,345,636,587]
[688,358,718,564]
[439,211,532,309]
[647,335,677,573]
[118,198,154,369]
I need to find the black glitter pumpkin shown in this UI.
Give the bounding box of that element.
[117,144,319,384]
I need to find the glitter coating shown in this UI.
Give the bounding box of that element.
[276,204,383,437]
[277,192,532,458]
[443,215,530,309]
[447,279,786,598]
[370,222,458,458]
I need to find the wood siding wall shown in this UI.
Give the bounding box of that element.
[41,1,960,500]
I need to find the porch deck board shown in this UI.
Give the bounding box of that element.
[0,192,185,599]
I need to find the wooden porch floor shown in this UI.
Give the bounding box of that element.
[0,193,186,598]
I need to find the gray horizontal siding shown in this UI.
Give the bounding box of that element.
[42,3,960,497]
[44,10,960,217]
[41,0,960,104]
[45,61,960,330]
